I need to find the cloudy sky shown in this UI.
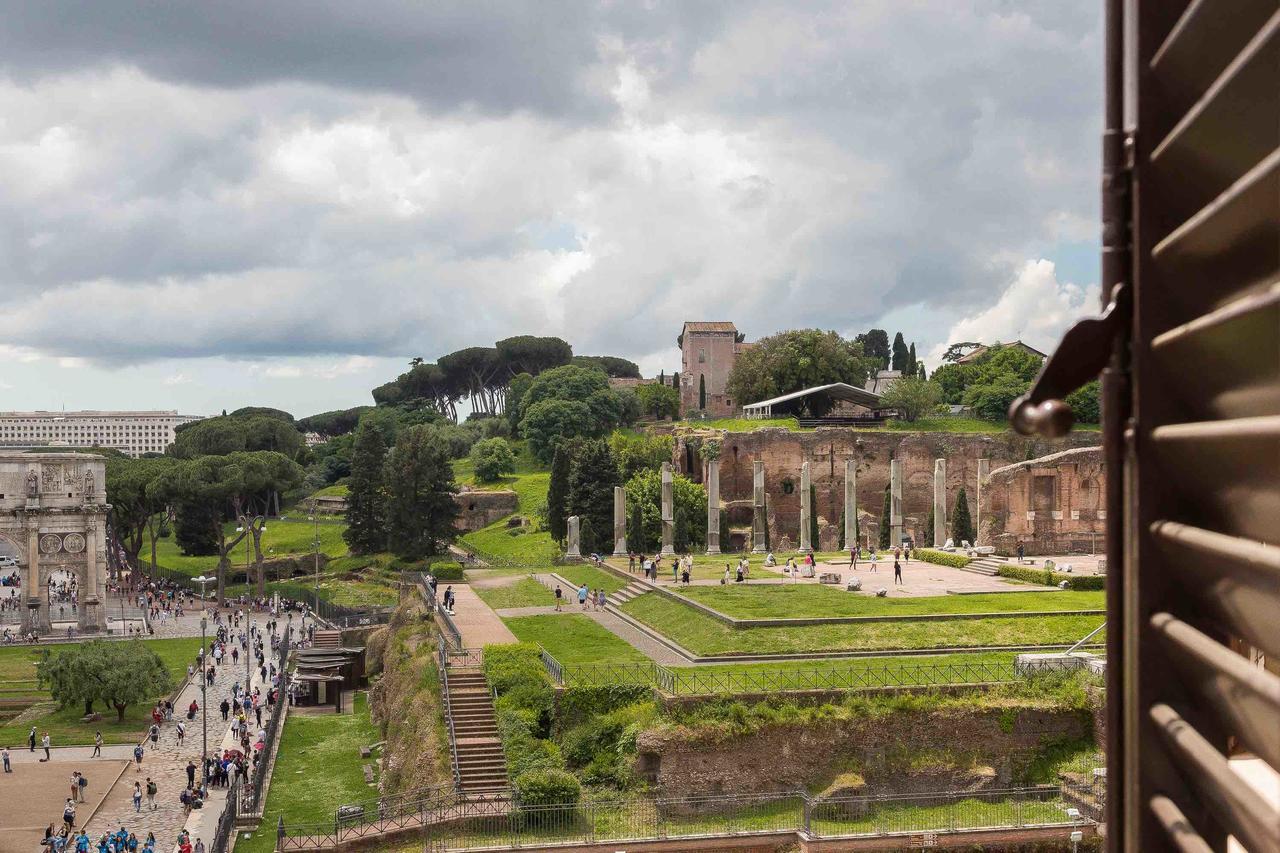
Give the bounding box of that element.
[0,1,1102,417]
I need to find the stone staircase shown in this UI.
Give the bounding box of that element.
[606,580,650,607]
[445,668,510,794]
[963,556,1008,576]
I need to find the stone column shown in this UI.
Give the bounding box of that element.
[976,458,991,545]
[844,459,857,552]
[20,527,38,635]
[80,519,107,633]
[705,459,721,555]
[751,460,767,553]
[660,463,675,557]
[612,487,628,556]
[933,458,947,547]
[889,459,903,549]
[566,515,581,559]
[798,461,813,554]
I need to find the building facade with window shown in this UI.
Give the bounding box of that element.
[678,321,752,417]
[0,410,204,458]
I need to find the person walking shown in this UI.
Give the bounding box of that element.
[2,745,10,772]
[132,782,143,813]
[176,721,186,746]
[70,771,81,803]
[42,732,51,762]
[870,550,878,573]
[92,732,102,758]
[133,743,144,773]
[186,761,196,788]
[146,777,158,811]
[577,584,588,610]
[28,725,36,752]
[148,724,159,750]
[219,698,230,722]
[553,585,563,611]
[894,555,903,586]
[62,798,76,830]
[850,548,857,568]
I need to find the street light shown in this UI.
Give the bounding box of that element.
[193,576,214,611]
[200,616,208,786]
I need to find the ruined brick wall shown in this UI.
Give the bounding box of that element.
[453,489,519,532]
[637,707,1089,796]
[983,446,1106,556]
[678,427,1101,549]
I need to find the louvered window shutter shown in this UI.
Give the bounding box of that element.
[1011,3,1280,850]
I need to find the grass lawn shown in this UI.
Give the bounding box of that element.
[453,444,548,511]
[809,795,1071,835]
[676,585,1103,619]
[555,564,628,595]
[237,693,380,853]
[461,522,558,566]
[474,577,553,610]
[147,518,350,578]
[0,637,204,745]
[670,652,1018,694]
[308,483,349,498]
[619,593,1105,656]
[502,615,648,665]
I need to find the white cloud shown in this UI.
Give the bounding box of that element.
[162,373,190,386]
[928,259,1098,368]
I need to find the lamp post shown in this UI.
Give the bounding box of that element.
[193,576,213,612]
[200,615,208,785]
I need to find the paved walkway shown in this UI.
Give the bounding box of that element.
[525,575,690,666]
[444,585,518,646]
[82,615,280,852]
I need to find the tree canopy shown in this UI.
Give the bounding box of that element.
[37,640,172,721]
[725,329,875,409]
[625,468,707,553]
[879,377,943,422]
[383,425,459,559]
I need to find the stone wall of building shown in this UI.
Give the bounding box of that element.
[679,324,742,416]
[674,427,1101,550]
[453,489,519,532]
[982,446,1106,556]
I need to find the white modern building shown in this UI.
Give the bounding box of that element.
[0,411,204,458]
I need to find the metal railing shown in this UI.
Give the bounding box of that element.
[209,777,242,853]
[436,638,463,791]
[277,789,510,851]
[536,648,1021,697]
[241,625,292,815]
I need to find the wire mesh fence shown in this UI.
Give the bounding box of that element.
[240,625,292,815]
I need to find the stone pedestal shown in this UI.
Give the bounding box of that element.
[844,459,858,552]
[798,461,813,554]
[705,459,721,555]
[976,458,991,545]
[566,515,582,560]
[660,463,675,557]
[612,487,628,556]
[751,460,767,553]
[933,458,947,547]
[890,459,903,548]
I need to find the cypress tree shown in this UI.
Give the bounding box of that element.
[907,342,917,377]
[925,504,935,547]
[547,442,572,543]
[629,498,646,554]
[952,488,975,545]
[566,439,619,555]
[698,374,707,409]
[343,421,388,554]
[837,507,845,551]
[878,486,891,549]
[891,332,909,372]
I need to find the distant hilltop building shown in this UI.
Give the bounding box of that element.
[864,369,902,395]
[0,410,203,458]
[678,321,753,416]
[955,340,1047,364]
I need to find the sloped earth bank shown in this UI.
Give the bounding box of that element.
[367,592,453,797]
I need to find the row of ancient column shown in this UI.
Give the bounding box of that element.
[564,458,991,558]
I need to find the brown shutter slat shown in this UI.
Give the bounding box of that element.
[1150,703,1280,853]
[1150,9,1280,223]
[1150,285,1280,419]
[1151,613,1280,769]
[1151,521,1280,659]
[1150,795,1215,853]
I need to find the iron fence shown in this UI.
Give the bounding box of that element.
[436,639,463,791]
[436,605,463,651]
[209,777,241,853]
[241,625,292,815]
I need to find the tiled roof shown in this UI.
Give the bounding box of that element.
[682,321,738,333]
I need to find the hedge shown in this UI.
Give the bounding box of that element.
[998,565,1105,591]
[914,548,972,568]
[428,561,465,581]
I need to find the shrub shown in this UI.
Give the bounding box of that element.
[515,768,581,808]
[914,548,972,568]
[484,643,550,694]
[470,437,517,482]
[428,561,465,581]
[998,565,1105,591]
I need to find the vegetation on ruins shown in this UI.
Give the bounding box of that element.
[625,468,708,553]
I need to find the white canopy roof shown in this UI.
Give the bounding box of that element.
[742,382,883,417]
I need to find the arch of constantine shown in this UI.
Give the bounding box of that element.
[0,452,109,634]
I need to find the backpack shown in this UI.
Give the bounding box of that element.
[78,777,88,788]
[146,782,157,796]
